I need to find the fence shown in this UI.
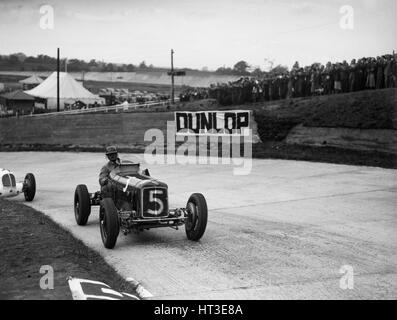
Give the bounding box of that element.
[18,98,179,118]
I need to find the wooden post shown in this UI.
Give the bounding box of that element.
[57,47,60,112]
[171,49,175,104]
[168,49,185,103]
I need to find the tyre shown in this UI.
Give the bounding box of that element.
[185,193,208,241]
[74,185,91,226]
[100,198,120,249]
[24,173,36,202]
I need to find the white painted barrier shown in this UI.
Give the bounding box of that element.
[20,98,179,118]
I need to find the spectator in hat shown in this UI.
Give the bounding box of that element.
[384,57,393,88]
[366,58,376,89]
[334,65,342,93]
[349,60,357,92]
[376,57,384,89]
[391,57,397,87]
[340,61,349,93]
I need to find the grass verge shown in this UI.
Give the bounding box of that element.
[0,199,138,300]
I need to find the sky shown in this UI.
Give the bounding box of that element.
[0,0,396,70]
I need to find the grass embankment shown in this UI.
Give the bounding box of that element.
[253,88,396,168]
[0,199,137,300]
[254,88,396,141]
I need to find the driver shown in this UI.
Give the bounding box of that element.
[99,146,120,198]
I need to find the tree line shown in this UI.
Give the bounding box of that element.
[0,52,286,76]
[0,53,161,73]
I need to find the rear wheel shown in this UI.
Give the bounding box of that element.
[74,185,91,226]
[185,193,208,241]
[24,173,36,202]
[100,198,120,249]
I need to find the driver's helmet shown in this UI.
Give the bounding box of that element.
[105,146,118,157]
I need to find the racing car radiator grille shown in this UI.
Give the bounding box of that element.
[2,174,11,187]
[2,174,16,187]
[141,187,169,218]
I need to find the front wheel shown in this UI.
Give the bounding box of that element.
[24,173,36,202]
[185,193,208,241]
[74,185,91,226]
[100,198,120,249]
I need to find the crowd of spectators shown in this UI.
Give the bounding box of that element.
[179,88,209,102]
[208,54,397,106]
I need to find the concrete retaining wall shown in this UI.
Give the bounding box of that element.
[0,112,171,148]
[0,111,260,149]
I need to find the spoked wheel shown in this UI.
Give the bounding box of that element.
[74,185,91,226]
[100,198,120,249]
[23,173,36,202]
[185,193,208,241]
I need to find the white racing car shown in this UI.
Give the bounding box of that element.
[0,168,36,201]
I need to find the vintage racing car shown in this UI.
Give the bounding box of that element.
[73,161,208,249]
[0,168,36,201]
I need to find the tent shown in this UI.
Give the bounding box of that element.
[19,75,44,90]
[19,75,44,85]
[25,72,104,110]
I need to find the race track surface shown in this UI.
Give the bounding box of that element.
[3,152,396,299]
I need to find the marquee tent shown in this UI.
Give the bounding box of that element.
[19,75,44,85]
[19,74,44,90]
[25,72,104,110]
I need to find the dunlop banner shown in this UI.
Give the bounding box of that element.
[175,110,251,136]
